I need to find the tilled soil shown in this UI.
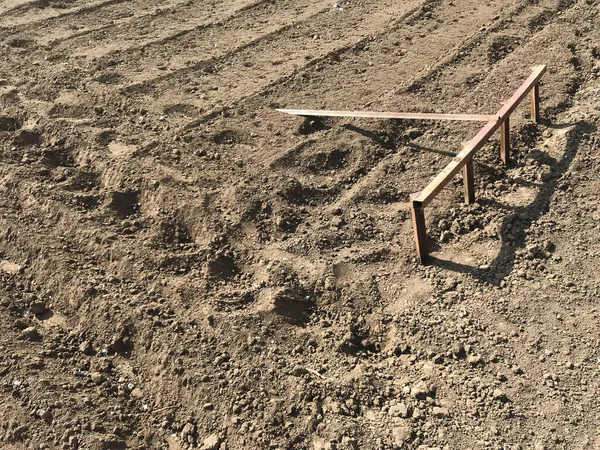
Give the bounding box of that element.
[1,0,600,449]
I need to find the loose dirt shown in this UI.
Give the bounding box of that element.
[1,0,600,449]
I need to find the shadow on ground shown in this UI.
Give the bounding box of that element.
[428,119,596,284]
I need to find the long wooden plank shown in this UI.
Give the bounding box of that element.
[413,119,500,206]
[414,65,547,207]
[276,108,496,122]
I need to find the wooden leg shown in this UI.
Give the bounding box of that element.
[463,158,475,204]
[500,116,510,165]
[530,84,540,123]
[410,198,428,263]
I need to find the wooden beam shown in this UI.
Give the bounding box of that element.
[410,197,428,262]
[413,65,547,207]
[276,109,496,122]
[500,116,510,165]
[463,158,475,204]
[413,118,500,207]
[530,84,540,122]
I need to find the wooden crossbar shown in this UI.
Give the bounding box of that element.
[413,118,500,207]
[411,65,546,262]
[274,65,547,264]
[276,109,496,122]
[413,65,546,208]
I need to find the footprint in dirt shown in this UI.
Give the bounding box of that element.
[0,116,22,132]
[487,35,522,64]
[7,38,33,49]
[95,72,124,85]
[298,117,332,135]
[211,129,248,146]
[109,190,141,218]
[164,103,200,119]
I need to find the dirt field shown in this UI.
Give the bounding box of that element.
[0,0,599,449]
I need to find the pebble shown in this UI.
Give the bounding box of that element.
[13,318,31,330]
[467,354,483,366]
[30,301,48,315]
[21,326,41,341]
[452,343,465,358]
[312,437,333,450]
[432,406,449,417]
[181,422,195,440]
[392,422,411,447]
[79,341,94,355]
[411,381,431,399]
[202,434,221,450]
[291,366,308,377]
[493,389,507,402]
[90,372,106,385]
[388,403,409,418]
[412,407,424,419]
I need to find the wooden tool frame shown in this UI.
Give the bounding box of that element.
[277,65,547,263]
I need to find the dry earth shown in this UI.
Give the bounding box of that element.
[1,0,600,449]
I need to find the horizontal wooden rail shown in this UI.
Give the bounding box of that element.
[273,65,547,264]
[411,65,546,262]
[413,65,546,207]
[413,118,500,207]
[276,109,496,122]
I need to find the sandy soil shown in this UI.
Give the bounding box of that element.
[1,0,600,449]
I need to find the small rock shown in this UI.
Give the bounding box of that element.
[213,355,229,366]
[21,326,41,341]
[340,437,358,449]
[202,434,221,450]
[312,437,333,450]
[492,389,508,402]
[432,406,449,417]
[467,354,483,366]
[181,423,195,440]
[392,421,411,447]
[388,403,409,418]
[90,372,106,385]
[13,318,31,330]
[452,343,466,358]
[291,366,308,377]
[412,407,424,419]
[411,381,432,399]
[79,341,94,355]
[30,301,47,315]
[130,388,143,398]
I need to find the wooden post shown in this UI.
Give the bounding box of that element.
[463,157,475,204]
[410,197,428,263]
[500,116,510,165]
[530,84,540,122]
